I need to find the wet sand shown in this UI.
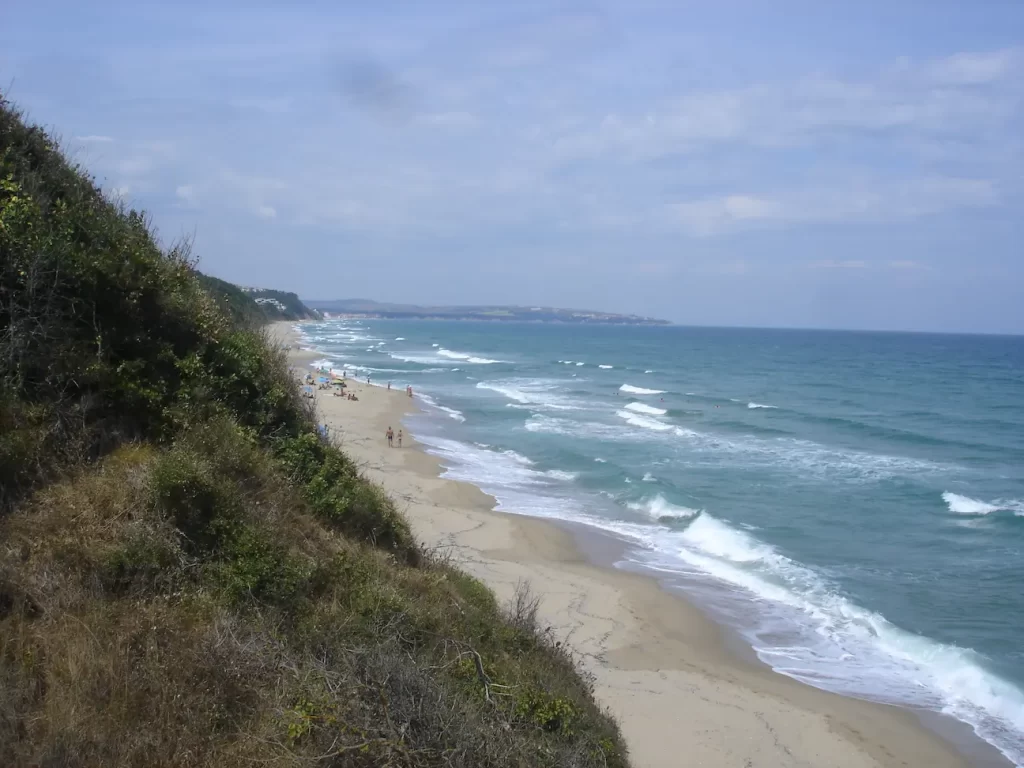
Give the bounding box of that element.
[275,321,980,768]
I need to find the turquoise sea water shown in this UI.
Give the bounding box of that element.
[298,319,1024,765]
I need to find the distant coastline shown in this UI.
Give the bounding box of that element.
[306,298,670,325]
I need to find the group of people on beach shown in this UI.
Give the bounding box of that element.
[386,426,403,448]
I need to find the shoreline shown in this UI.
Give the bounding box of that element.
[275,321,999,768]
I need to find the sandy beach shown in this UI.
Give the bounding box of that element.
[274,321,977,768]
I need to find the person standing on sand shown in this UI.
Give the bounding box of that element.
[387,381,391,390]
[386,427,393,447]
[397,429,402,448]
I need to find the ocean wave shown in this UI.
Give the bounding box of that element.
[389,352,457,365]
[502,449,535,466]
[438,348,504,364]
[942,492,1024,516]
[748,402,778,409]
[411,415,1024,763]
[432,343,439,347]
[599,364,614,369]
[594,457,607,463]
[438,406,466,422]
[642,472,657,482]
[477,380,582,411]
[620,384,666,395]
[627,495,700,522]
[576,362,585,366]
[527,412,949,483]
[632,513,1024,766]
[616,409,674,432]
[545,469,579,481]
[644,370,654,374]
[625,402,667,416]
[395,337,405,340]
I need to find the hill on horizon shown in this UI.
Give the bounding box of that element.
[307,298,670,325]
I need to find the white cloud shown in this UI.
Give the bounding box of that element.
[668,177,997,236]
[75,135,114,143]
[809,260,868,269]
[927,49,1021,86]
[551,48,1024,162]
[175,184,195,203]
[256,205,277,219]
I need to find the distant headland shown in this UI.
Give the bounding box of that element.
[306,298,671,325]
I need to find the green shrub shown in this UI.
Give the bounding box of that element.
[150,448,240,554]
[277,434,417,561]
[102,533,182,596]
[216,524,312,605]
[0,98,631,768]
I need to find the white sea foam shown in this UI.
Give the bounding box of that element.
[389,352,455,365]
[642,472,657,482]
[432,343,439,347]
[576,362,585,366]
[627,495,700,521]
[620,384,666,395]
[395,337,405,340]
[477,380,581,411]
[644,370,654,374]
[438,348,504,364]
[437,406,466,422]
[617,409,674,432]
[942,492,1024,516]
[628,512,1024,766]
[525,411,949,483]
[625,401,667,416]
[594,457,607,463]
[502,449,535,466]
[545,469,579,481]
[599,364,614,369]
[748,402,778,409]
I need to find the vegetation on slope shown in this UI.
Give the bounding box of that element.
[196,273,320,326]
[0,97,629,767]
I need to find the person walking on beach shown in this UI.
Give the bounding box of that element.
[387,381,391,390]
[386,427,393,447]
[397,429,402,448]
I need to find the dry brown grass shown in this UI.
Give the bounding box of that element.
[1,430,628,768]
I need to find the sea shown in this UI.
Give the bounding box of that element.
[296,318,1024,765]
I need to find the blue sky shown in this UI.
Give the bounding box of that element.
[3,1,1022,332]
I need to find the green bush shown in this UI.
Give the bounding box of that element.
[0,98,630,768]
[277,433,417,561]
[216,524,312,605]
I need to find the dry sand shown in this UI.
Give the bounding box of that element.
[274,321,975,768]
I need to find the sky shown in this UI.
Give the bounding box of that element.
[2,1,1023,333]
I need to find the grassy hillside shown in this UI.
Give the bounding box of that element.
[0,97,628,767]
